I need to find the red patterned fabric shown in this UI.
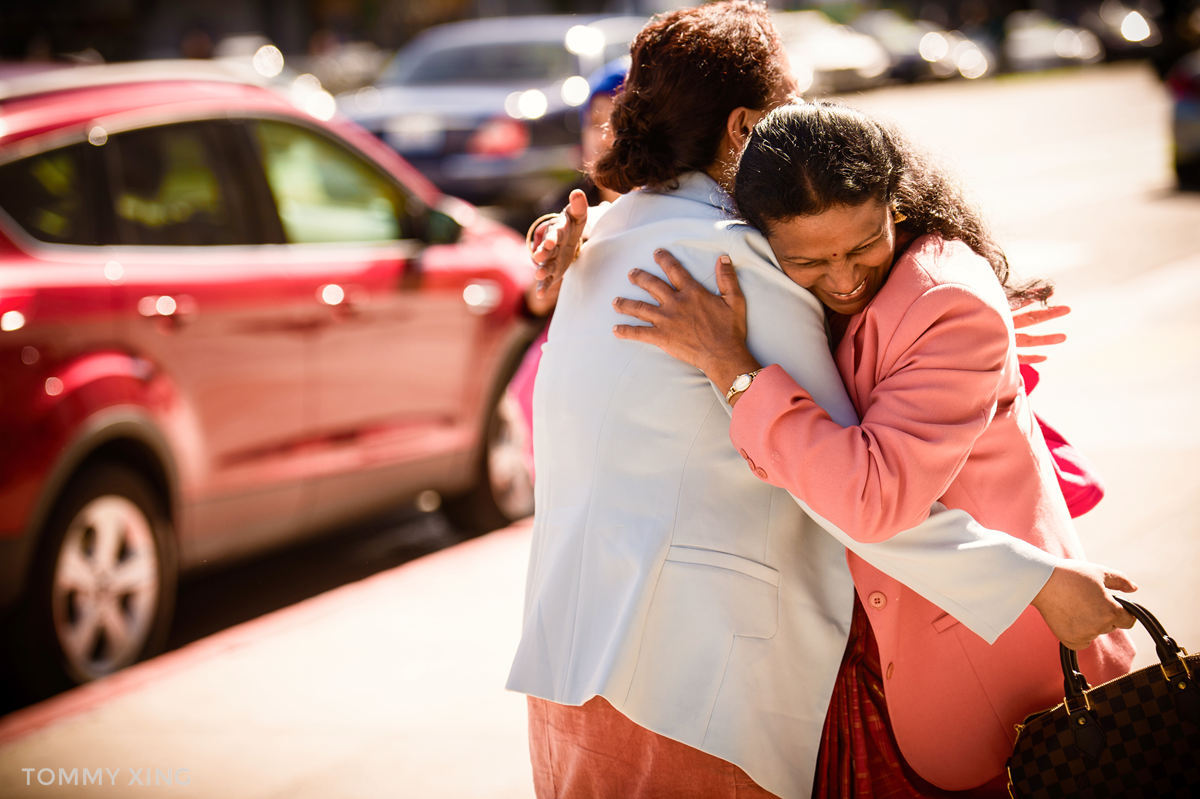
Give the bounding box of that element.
[813,599,1009,799]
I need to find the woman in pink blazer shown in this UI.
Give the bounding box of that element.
[612,101,1136,795]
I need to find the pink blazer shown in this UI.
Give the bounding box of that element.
[729,234,1135,790]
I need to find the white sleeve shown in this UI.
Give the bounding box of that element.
[714,226,1056,644]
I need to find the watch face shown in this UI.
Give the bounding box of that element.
[733,373,752,391]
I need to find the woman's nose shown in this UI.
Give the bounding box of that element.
[827,261,862,293]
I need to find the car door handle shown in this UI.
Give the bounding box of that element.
[317,284,362,317]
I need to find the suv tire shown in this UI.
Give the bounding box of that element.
[22,464,177,691]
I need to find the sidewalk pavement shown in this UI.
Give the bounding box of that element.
[0,520,536,799]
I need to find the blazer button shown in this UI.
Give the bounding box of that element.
[886,662,895,680]
[754,467,767,479]
[738,448,750,461]
[867,591,887,610]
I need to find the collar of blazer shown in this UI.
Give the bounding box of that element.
[646,171,736,218]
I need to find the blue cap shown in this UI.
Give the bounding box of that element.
[587,56,629,104]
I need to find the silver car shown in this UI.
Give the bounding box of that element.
[340,15,645,220]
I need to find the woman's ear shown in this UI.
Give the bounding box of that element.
[726,106,765,152]
[709,106,768,190]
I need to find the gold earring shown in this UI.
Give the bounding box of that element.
[893,209,907,223]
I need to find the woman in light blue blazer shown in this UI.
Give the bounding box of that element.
[508,3,1133,797]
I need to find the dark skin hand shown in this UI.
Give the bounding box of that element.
[612,249,760,404]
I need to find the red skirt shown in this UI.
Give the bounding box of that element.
[812,597,1008,799]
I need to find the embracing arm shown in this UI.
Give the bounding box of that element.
[726,252,1057,641]
[613,237,1133,645]
[730,283,1009,541]
[614,243,1014,540]
[731,260,1134,646]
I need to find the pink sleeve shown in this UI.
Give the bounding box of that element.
[729,284,1010,542]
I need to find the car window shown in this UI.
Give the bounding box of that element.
[390,41,574,85]
[106,122,250,246]
[0,142,101,245]
[250,119,408,244]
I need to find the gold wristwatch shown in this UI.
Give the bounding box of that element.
[725,368,763,404]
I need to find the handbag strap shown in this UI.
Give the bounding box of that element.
[1053,598,1199,761]
[1114,597,1186,661]
[1060,597,1191,701]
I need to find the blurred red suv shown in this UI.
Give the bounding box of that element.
[0,61,540,692]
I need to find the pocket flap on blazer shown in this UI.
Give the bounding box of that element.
[665,545,781,587]
[931,612,961,633]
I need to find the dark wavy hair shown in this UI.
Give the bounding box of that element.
[733,101,1052,306]
[591,0,789,194]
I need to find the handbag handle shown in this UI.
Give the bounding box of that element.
[1060,597,1191,700]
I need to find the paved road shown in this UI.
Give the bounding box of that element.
[0,523,536,798]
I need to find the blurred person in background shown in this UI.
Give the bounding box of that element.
[572,58,627,207]
[610,100,1135,796]
[507,3,1134,798]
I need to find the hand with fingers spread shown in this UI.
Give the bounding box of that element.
[612,249,762,397]
[1031,560,1138,651]
[529,189,589,299]
[1012,301,1071,365]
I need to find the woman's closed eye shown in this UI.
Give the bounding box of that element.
[782,235,884,269]
[850,234,885,254]
[783,259,824,270]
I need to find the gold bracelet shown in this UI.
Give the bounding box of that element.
[525,212,562,253]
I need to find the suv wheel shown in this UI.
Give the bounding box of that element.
[443,388,534,534]
[27,465,176,688]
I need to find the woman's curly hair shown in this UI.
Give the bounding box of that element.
[733,101,1052,307]
[592,0,790,194]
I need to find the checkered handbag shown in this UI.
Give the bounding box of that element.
[1006,598,1200,798]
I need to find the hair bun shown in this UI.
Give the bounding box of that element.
[587,1,787,194]
[595,96,680,192]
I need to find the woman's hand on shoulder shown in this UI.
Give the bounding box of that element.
[612,249,760,392]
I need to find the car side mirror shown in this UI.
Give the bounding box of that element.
[423,206,463,246]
